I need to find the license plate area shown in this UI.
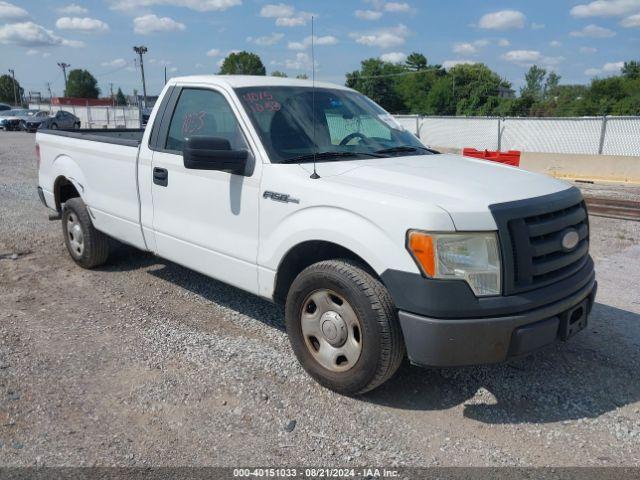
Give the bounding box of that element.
[558,300,588,341]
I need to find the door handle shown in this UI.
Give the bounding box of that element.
[153,167,168,187]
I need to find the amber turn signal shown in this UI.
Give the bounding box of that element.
[407,231,436,277]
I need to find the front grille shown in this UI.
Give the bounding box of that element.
[490,187,590,295]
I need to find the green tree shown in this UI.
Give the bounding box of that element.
[424,76,455,115]
[115,87,127,106]
[448,63,508,115]
[396,68,441,113]
[296,73,309,79]
[405,52,428,71]
[544,72,561,98]
[521,65,547,100]
[271,70,288,77]
[346,58,407,112]
[622,61,640,79]
[64,69,99,98]
[0,74,24,105]
[219,51,266,75]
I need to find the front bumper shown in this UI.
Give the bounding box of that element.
[398,278,597,367]
[1,120,20,130]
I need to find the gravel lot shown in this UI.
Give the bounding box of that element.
[1,130,639,467]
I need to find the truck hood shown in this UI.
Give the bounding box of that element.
[301,153,571,230]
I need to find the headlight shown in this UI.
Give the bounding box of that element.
[407,230,501,296]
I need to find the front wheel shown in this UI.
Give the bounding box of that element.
[62,197,110,269]
[285,260,405,395]
[50,123,58,130]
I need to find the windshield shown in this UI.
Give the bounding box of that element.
[2,110,27,117]
[235,86,430,163]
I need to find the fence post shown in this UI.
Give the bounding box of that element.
[497,117,502,151]
[598,115,608,155]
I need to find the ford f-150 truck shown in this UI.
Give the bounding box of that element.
[36,76,596,394]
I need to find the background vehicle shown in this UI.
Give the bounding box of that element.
[23,111,52,132]
[0,109,26,131]
[0,109,47,131]
[35,76,596,395]
[39,110,81,130]
[0,103,11,111]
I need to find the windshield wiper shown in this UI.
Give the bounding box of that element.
[375,145,438,155]
[281,151,385,164]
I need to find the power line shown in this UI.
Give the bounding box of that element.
[354,69,437,80]
[93,59,135,78]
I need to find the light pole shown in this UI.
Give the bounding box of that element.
[133,46,148,107]
[8,69,18,106]
[57,62,70,93]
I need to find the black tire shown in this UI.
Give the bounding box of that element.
[285,260,405,395]
[50,123,58,130]
[74,122,80,129]
[61,197,110,269]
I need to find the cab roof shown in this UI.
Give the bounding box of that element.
[169,75,351,91]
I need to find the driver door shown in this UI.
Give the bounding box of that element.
[150,87,261,294]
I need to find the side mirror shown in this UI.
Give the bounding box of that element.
[183,136,249,175]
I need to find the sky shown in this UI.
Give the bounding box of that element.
[1,0,639,98]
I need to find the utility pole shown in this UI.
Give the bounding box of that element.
[46,82,53,101]
[164,66,167,85]
[8,69,18,106]
[57,62,70,93]
[133,46,148,108]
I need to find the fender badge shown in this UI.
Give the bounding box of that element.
[263,191,300,204]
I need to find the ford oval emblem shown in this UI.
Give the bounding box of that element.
[561,229,580,251]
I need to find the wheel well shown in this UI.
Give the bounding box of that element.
[273,240,379,305]
[54,176,80,212]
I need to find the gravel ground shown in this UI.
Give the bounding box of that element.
[1,131,639,467]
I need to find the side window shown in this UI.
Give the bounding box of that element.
[165,88,248,152]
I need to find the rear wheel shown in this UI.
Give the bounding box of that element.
[285,260,405,395]
[50,123,58,130]
[62,197,110,269]
[74,122,80,129]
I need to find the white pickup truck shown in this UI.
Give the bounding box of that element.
[36,76,596,394]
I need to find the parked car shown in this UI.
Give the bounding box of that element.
[0,109,46,131]
[23,111,52,132]
[35,75,596,395]
[39,110,81,130]
[0,103,11,111]
[0,109,27,131]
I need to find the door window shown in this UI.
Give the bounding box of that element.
[165,88,248,152]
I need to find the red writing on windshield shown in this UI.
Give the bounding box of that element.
[243,91,281,113]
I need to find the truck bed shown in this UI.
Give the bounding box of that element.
[39,128,144,147]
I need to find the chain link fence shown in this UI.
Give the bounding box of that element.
[394,115,640,157]
[28,103,141,129]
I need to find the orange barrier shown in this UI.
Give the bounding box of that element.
[462,148,521,167]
